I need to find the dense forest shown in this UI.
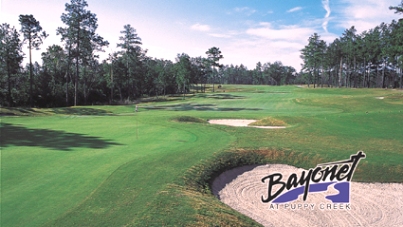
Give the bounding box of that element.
[1,0,402,107]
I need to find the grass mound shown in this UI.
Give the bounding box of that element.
[183,150,266,193]
[248,116,287,126]
[173,115,207,123]
[183,149,329,194]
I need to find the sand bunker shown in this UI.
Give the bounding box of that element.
[212,164,403,227]
[208,119,286,129]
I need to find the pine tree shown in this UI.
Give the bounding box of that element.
[19,14,47,107]
[0,24,24,106]
[57,0,108,106]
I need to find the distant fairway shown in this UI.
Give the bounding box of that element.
[1,85,402,226]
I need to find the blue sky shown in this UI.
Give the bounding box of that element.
[1,0,401,71]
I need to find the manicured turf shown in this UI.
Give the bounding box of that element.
[1,85,402,226]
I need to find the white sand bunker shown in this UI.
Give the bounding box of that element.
[212,164,403,227]
[208,119,286,129]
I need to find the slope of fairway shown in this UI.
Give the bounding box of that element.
[1,113,235,226]
[1,85,402,226]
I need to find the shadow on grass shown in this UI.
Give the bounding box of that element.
[197,93,245,99]
[52,107,114,116]
[0,107,46,116]
[141,97,182,103]
[0,123,122,151]
[144,103,261,111]
[252,91,290,94]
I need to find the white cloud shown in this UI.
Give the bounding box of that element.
[222,37,305,71]
[322,0,331,32]
[229,7,256,16]
[190,23,210,32]
[246,23,315,42]
[230,22,320,71]
[209,33,232,38]
[203,20,339,71]
[337,0,401,33]
[287,7,303,13]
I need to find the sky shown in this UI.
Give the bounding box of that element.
[1,0,401,71]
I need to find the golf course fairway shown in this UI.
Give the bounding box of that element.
[1,85,402,226]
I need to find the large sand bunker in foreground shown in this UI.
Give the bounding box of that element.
[208,119,286,129]
[212,164,403,227]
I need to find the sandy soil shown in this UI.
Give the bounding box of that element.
[208,119,286,129]
[212,164,403,227]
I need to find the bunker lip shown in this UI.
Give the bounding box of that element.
[208,119,286,129]
[212,164,403,227]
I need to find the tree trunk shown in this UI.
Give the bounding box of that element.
[75,26,80,106]
[83,84,87,105]
[110,63,114,104]
[118,86,123,101]
[7,62,12,107]
[328,68,331,88]
[212,73,215,92]
[381,62,386,88]
[74,64,78,106]
[65,44,71,106]
[376,65,380,88]
[183,81,186,99]
[345,68,348,88]
[363,59,366,88]
[29,40,33,107]
[339,57,343,88]
[65,71,69,106]
[83,66,88,105]
[313,64,317,88]
[353,56,357,88]
[367,65,371,88]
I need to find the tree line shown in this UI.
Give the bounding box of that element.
[300,1,403,89]
[1,0,402,107]
[1,0,299,107]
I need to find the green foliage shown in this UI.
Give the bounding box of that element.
[0,23,24,107]
[57,0,109,106]
[300,16,403,88]
[389,0,403,14]
[174,53,192,96]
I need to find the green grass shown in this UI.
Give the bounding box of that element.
[1,85,403,226]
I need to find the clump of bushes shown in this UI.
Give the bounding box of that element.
[173,116,206,123]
